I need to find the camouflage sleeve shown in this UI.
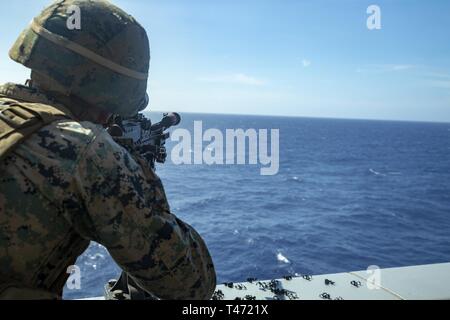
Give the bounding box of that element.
[70,129,216,300]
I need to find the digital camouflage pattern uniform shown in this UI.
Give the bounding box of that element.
[0,0,216,299]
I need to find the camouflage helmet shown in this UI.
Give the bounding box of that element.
[9,0,150,117]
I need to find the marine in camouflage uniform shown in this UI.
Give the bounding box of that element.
[0,0,216,299]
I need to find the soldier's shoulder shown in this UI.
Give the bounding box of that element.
[14,119,117,170]
[44,119,102,144]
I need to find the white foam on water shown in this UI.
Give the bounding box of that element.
[369,168,386,176]
[276,252,290,264]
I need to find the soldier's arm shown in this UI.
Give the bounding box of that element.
[68,129,216,300]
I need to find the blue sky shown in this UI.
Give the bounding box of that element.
[1,0,450,122]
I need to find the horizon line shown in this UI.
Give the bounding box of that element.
[145,109,450,125]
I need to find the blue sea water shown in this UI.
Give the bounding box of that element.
[63,113,450,299]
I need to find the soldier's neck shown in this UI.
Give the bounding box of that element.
[0,81,111,125]
[42,89,111,124]
[25,80,110,124]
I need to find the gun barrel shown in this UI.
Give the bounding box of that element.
[158,112,181,129]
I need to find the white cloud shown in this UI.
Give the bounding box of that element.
[391,65,413,71]
[429,80,450,89]
[301,59,311,68]
[408,69,450,89]
[356,64,414,73]
[424,71,450,80]
[198,73,266,86]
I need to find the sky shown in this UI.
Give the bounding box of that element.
[1,0,450,122]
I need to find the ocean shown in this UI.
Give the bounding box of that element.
[63,113,450,299]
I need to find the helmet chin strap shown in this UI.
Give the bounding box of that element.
[30,70,71,96]
[30,71,112,125]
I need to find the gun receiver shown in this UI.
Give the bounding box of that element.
[107,112,181,170]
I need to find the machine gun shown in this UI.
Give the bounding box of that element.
[107,112,181,170]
